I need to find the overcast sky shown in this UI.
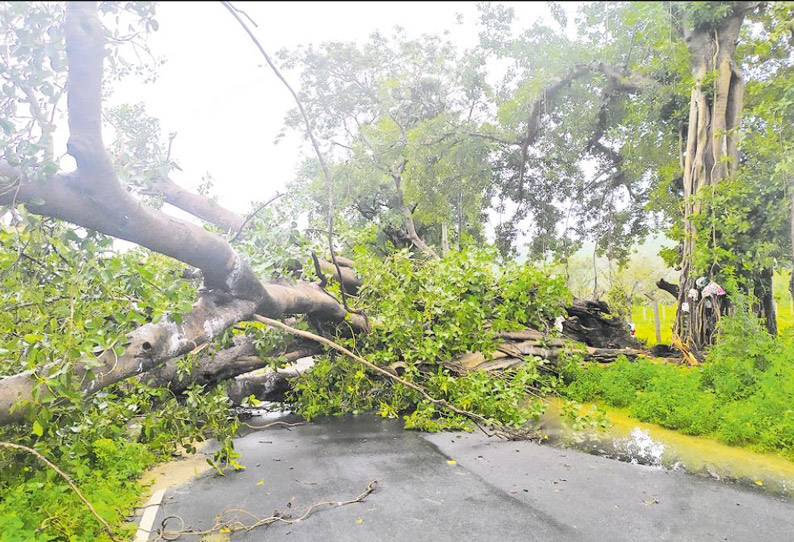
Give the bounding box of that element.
[109,2,569,215]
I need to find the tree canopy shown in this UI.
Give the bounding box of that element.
[2,2,794,540]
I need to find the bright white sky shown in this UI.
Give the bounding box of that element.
[109,1,571,215]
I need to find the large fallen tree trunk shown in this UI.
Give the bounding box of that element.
[562,298,643,349]
[452,337,644,373]
[0,277,370,426]
[138,335,320,394]
[226,357,315,405]
[0,3,364,426]
[0,294,255,425]
[0,3,658,429]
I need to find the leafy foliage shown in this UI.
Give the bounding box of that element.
[3,1,794,541]
[290,247,569,431]
[278,28,498,251]
[0,213,243,541]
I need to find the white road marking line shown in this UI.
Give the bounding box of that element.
[134,488,166,542]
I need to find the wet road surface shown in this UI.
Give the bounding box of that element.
[145,415,794,542]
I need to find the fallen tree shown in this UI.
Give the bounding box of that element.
[0,2,653,431]
[0,3,366,426]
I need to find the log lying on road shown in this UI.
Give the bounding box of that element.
[450,336,645,373]
[227,357,314,404]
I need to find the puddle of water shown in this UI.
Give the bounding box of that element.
[535,398,794,498]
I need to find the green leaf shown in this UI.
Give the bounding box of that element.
[23,333,43,344]
[32,420,43,437]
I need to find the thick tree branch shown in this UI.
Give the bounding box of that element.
[0,278,367,426]
[221,1,359,315]
[596,62,656,92]
[0,293,257,425]
[392,161,438,259]
[64,2,115,189]
[139,334,321,393]
[0,1,366,425]
[0,164,265,300]
[148,177,246,232]
[516,65,591,195]
[516,61,656,197]
[136,179,361,291]
[656,278,679,298]
[317,258,363,293]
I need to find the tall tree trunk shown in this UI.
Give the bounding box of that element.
[755,267,778,336]
[790,177,794,302]
[441,222,450,257]
[675,7,748,355]
[392,169,438,259]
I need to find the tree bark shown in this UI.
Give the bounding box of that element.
[675,6,748,354]
[226,369,302,404]
[0,2,366,426]
[562,299,642,349]
[316,259,363,294]
[754,267,777,336]
[139,335,320,394]
[0,294,256,425]
[147,177,246,233]
[392,170,438,259]
[656,278,679,298]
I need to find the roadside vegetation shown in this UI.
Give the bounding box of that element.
[3,2,794,541]
[565,295,794,460]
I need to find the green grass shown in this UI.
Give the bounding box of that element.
[563,300,794,460]
[564,297,794,460]
[631,300,794,346]
[630,304,676,345]
[778,299,794,331]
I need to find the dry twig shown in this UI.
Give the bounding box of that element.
[151,480,378,540]
[221,1,362,318]
[228,192,284,244]
[239,420,305,430]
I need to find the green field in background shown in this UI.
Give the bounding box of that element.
[631,301,794,346]
[630,304,675,346]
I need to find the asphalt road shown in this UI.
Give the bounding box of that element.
[145,415,794,542]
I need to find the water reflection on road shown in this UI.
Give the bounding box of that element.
[536,399,794,499]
